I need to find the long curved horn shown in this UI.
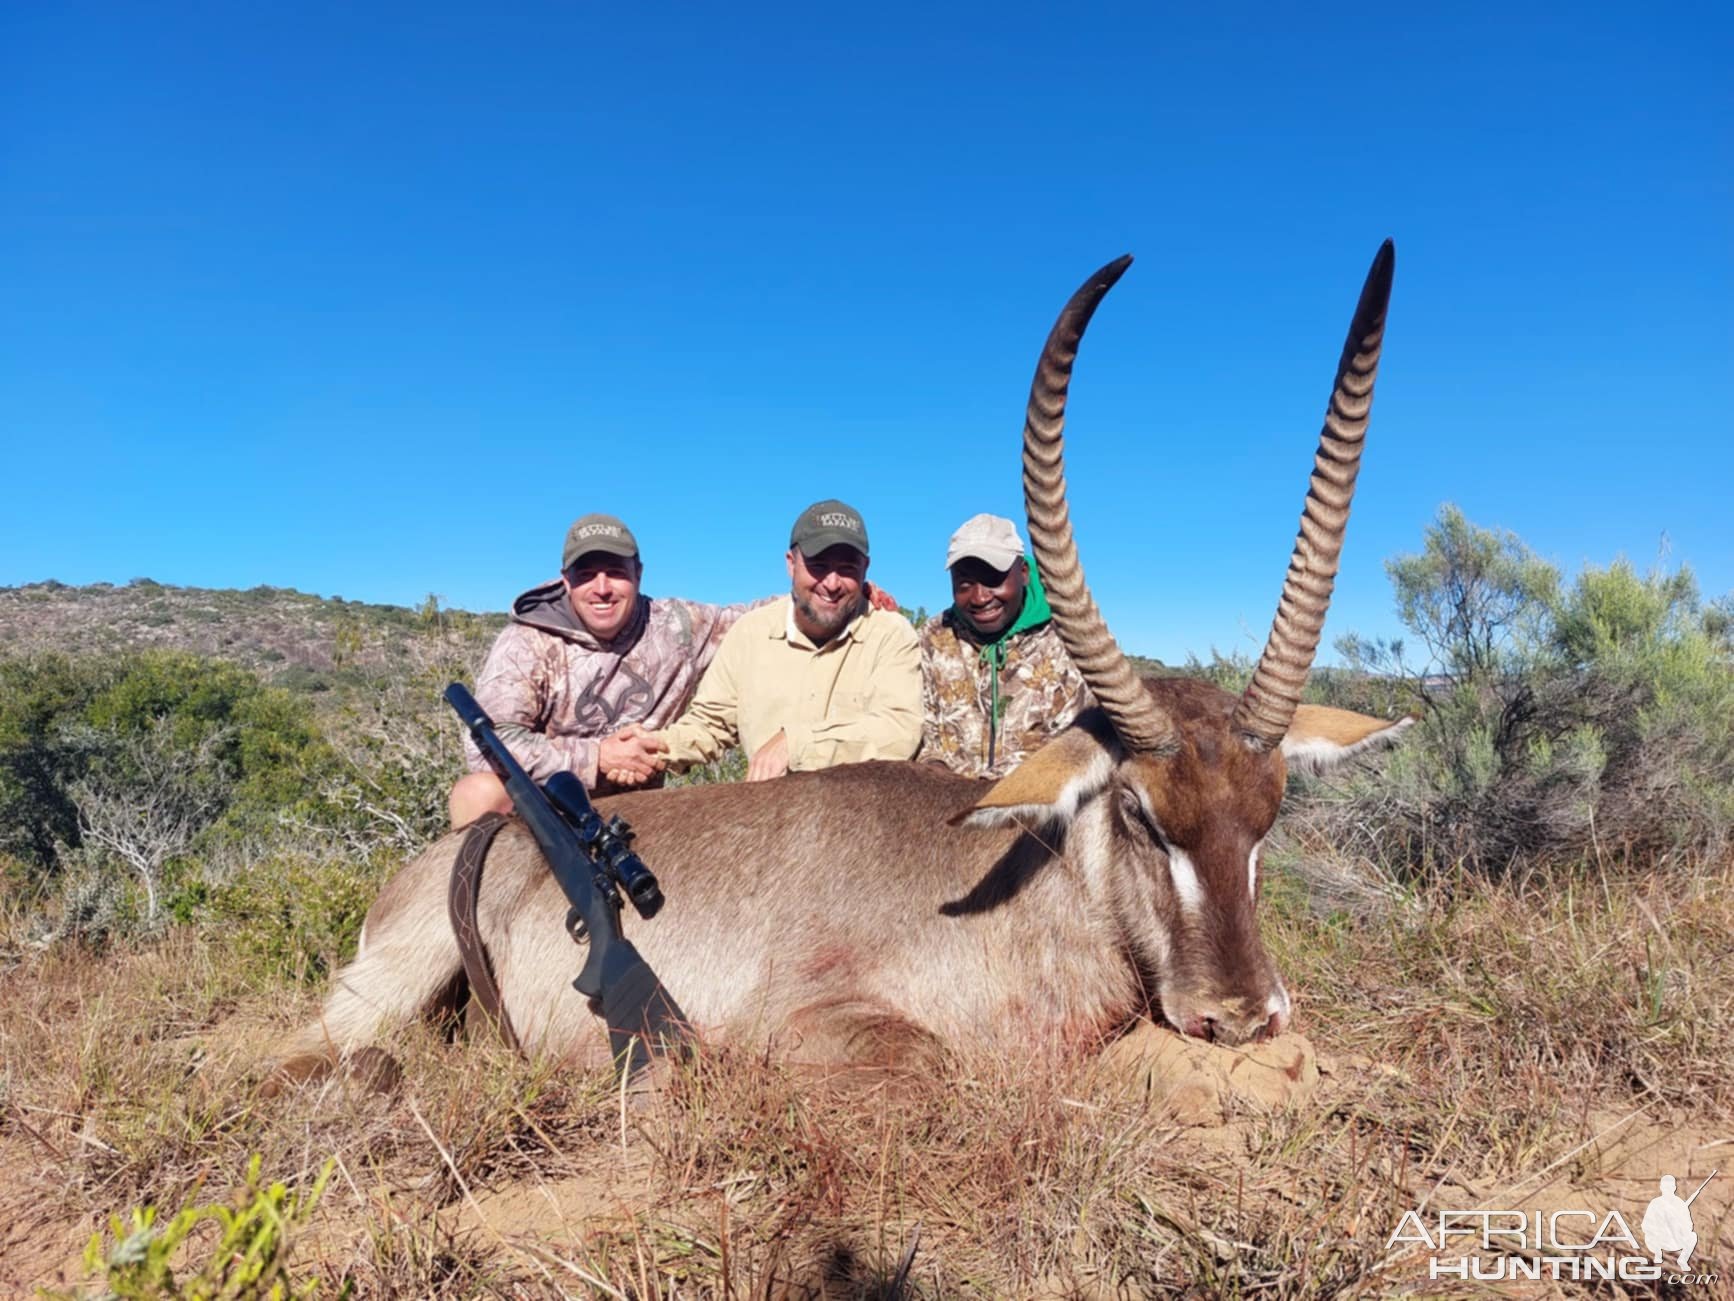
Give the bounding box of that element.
[1023,255,1176,755]
[1232,240,1396,750]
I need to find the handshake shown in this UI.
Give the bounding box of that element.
[598,724,668,788]
[598,725,793,787]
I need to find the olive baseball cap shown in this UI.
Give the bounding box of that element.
[945,513,1024,571]
[789,499,870,559]
[562,513,639,569]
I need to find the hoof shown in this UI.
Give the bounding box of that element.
[346,1046,404,1095]
[260,1047,403,1099]
[260,1052,333,1099]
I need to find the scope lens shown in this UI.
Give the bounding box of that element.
[614,854,663,919]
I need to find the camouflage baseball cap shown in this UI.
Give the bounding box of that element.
[789,499,869,559]
[562,513,639,569]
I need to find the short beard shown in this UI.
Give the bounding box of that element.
[794,590,863,643]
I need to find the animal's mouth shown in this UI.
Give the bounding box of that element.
[1158,985,1291,1046]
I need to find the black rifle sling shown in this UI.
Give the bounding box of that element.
[447,812,522,1052]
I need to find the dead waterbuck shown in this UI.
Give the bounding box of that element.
[270,243,1407,1088]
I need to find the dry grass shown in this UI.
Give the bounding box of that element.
[4,854,1732,1297]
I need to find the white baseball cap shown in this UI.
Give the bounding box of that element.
[944,513,1024,571]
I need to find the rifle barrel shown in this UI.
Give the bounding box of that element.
[1684,1169,1718,1206]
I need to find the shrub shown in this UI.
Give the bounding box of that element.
[0,652,122,870]
[1547,560,1734,857]
[306,635,486,856]
[0,651,333,925]
[1384,503,1560,678]
[50,1154,332,1300]
[1177,648,1254,694]
[1307,508,1734,874]
[211,849,393,985]
[667,747,748,786]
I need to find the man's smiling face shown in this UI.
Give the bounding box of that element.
[787,543,867,644]
[950,555,1027,637]
[564,551,642,641]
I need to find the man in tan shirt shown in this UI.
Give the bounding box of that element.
[632,499,922,783]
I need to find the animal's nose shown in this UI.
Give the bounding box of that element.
[1182,1014,1218,1041]
[1183,1008,1286,1046]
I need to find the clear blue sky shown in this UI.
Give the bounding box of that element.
[3,3,1728,664]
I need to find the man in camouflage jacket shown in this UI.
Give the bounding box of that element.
[918,514,1091,780]
[448,513,762,826]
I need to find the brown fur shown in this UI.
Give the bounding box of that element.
[271,682,1408,1088]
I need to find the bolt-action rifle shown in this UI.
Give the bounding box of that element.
[443,682,689,1078]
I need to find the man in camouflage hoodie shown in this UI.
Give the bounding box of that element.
[448,513,760,826]
[918,514,1091,780]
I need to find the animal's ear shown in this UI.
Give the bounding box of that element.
[949,711,1120,829]
[1280,705,1414,774]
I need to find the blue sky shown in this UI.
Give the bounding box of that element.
[2,3,1728,665]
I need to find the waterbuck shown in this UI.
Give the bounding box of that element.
[272,243,1406,1085]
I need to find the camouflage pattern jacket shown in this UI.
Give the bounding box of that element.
[463,580,759,793]
[918,602,1092,780]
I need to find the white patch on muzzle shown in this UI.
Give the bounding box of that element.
[1266,983,1291,1021]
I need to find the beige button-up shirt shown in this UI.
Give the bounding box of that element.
[653,597,922,771]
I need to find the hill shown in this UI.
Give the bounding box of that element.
[0,579,506,688]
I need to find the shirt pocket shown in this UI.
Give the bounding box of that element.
[829,688,868,719]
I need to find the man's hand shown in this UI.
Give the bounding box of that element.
[746,729,790,782]
[865,582,899,613]
[600,724,667,787]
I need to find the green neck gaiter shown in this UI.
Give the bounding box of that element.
[950,560,1051,767]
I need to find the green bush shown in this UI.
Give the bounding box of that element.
[308,645,482,856]
[51,1154,332,1300]
[666,747,748,786]
[1310,508,1734,874]
[0,652,334,925]
[1177,648,1254,694]
[1547,560,1734,857]
[211,851,392,986]
[1383,504,1560,678]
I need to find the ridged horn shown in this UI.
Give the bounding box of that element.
[1023,255,1176,755]
[1232,240,1396,750]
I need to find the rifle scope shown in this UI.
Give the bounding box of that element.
[544,772,665,920]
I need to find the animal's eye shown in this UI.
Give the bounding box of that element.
[1118,789,1168,848]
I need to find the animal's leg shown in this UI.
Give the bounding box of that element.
[264,888,464,1095]
[780,999,945,1080]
